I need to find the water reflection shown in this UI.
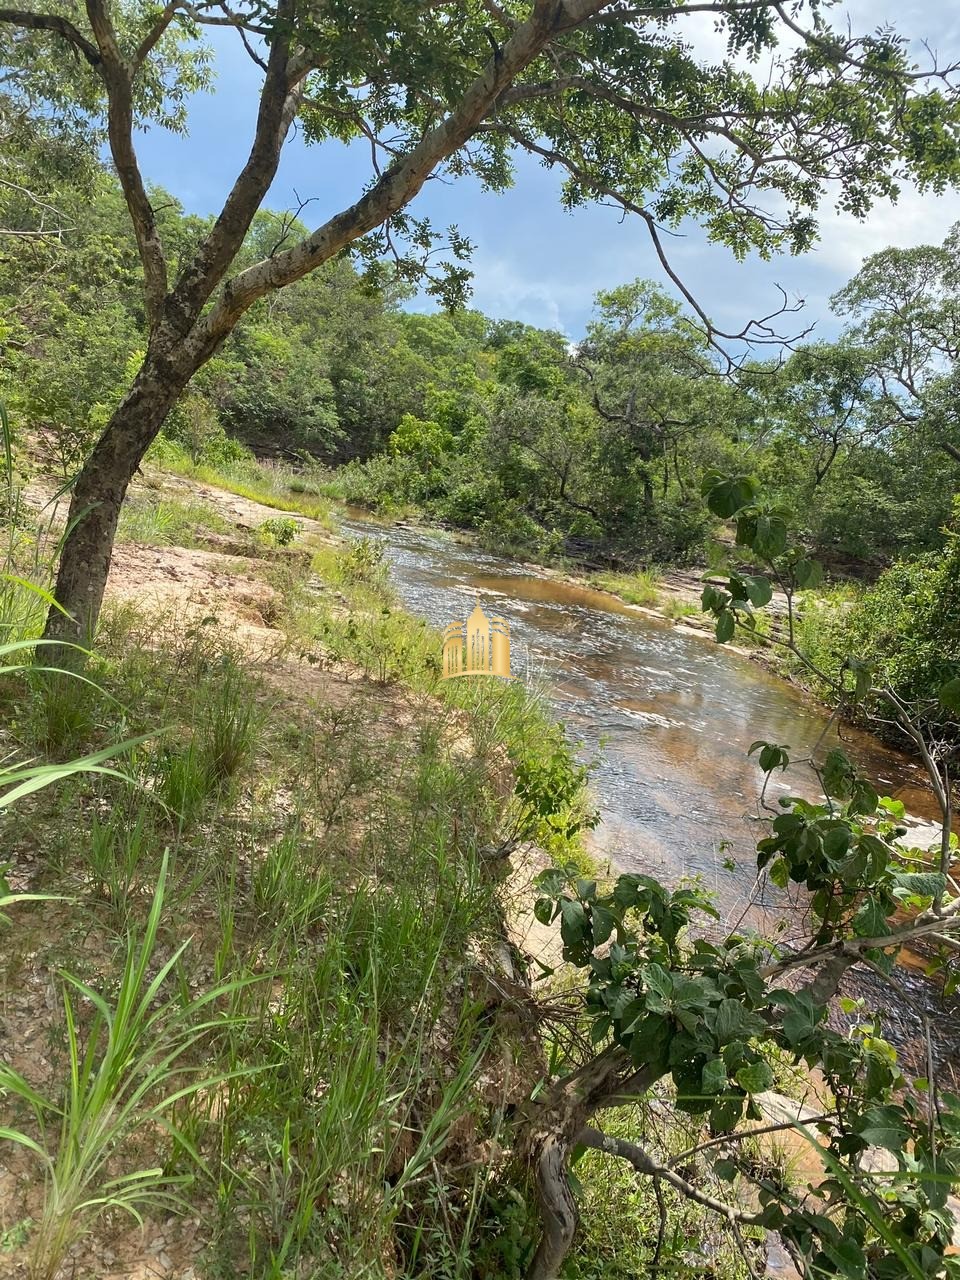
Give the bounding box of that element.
[339,516,934,913]
[337,514,959,1071]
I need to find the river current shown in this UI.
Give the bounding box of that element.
[337,512,959,1071]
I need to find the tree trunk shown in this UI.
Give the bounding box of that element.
[522,1048,660,1280]
[42,345,196,658]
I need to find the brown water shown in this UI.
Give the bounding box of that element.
[338,512,958,1067]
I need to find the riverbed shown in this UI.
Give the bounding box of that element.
[338,511,959,1072]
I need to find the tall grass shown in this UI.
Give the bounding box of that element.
[0,853,257,1280]
[0,427,598,1278]
[116,495,232,547]
[158,447,333,525]
[591,567,662,608]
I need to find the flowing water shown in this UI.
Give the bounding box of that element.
[338,512,959,1069]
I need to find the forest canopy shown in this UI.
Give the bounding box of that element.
[3,169,959,570]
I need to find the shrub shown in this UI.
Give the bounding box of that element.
[257,516,299,547]
[794,524,960,740]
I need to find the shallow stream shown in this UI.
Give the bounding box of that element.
[338,512,958,1070]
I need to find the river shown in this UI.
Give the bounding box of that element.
[338,512,959,1071]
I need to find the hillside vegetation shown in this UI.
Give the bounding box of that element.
[3,3,960,1276]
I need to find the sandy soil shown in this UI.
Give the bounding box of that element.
[6,471,956,1278]
[0,475,395,1277]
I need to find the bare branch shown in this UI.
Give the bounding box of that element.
[577,1126,769,1225]
[773,2,960,86]
[486,122,812,364]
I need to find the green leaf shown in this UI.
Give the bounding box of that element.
[535,868,567,897]
[710,1093,745,1134]
[758,743,789,772]
[735,1061,774,1094]
[822,824,852,859]
[642,963,674,1000]
[769,857,790,889]
[590,1015,612,1045]
[857,1105,909,1152]
[744,575,773,607]
[794,558,824,590]
[533,897,555,926]
[559,899,589,953]
[878,797,906,819]
[715,610,735,643]
[591,904,615,945]
[853,898,891,939]
[629,1014,672,1073]
[701,583,730,613]
[752,514,787,558]
[822,748,855,799]
[702,1057,728,1095]
[711,997,767,1043]
[704,475,757,518]
[891,871,946,900]
[848,779,879,817]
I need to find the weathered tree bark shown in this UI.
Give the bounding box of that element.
[25,0,603,652]
[523,1047,661,1280]
[42,345,197,655]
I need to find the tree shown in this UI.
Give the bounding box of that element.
[520,474,960,1280]
[576,280,730,515]
[832,227,960,468]
[2,2,960,649]
[744,342,880,489]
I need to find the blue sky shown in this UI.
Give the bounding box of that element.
[135,1,960,340]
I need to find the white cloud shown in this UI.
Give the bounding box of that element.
[811,189,960,276]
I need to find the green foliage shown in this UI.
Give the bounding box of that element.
[116,495,232,547]
[512,724,599,846]
[256,515,298,547]
[1,569,560,1277]
[0,853,255,1280]
[533,748,960,1274]
[163,453,333,524]
[389,412,454,462]
[713,478,960,745]
[592,569,661,608]
[830,535,960,728]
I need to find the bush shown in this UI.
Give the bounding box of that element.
[850,539,960,701]
[150,414,253,470]
[796,521,960,739]
[257,516,298,547]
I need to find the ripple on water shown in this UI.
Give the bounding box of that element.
[338,512,960,1066]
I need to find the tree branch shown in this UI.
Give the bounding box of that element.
[84,0,168,329]
[486,123,811,364]
[576,1126,769,1225]
[133,0,182,67]
[189,0,614,358]
[0,8,101,66]
[165,0,305,334]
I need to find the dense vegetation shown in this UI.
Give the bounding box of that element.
[3,2,960,1279]
[5,164,960,734]
[5,170,959,573]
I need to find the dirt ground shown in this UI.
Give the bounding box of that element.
[1,469,553,1280]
